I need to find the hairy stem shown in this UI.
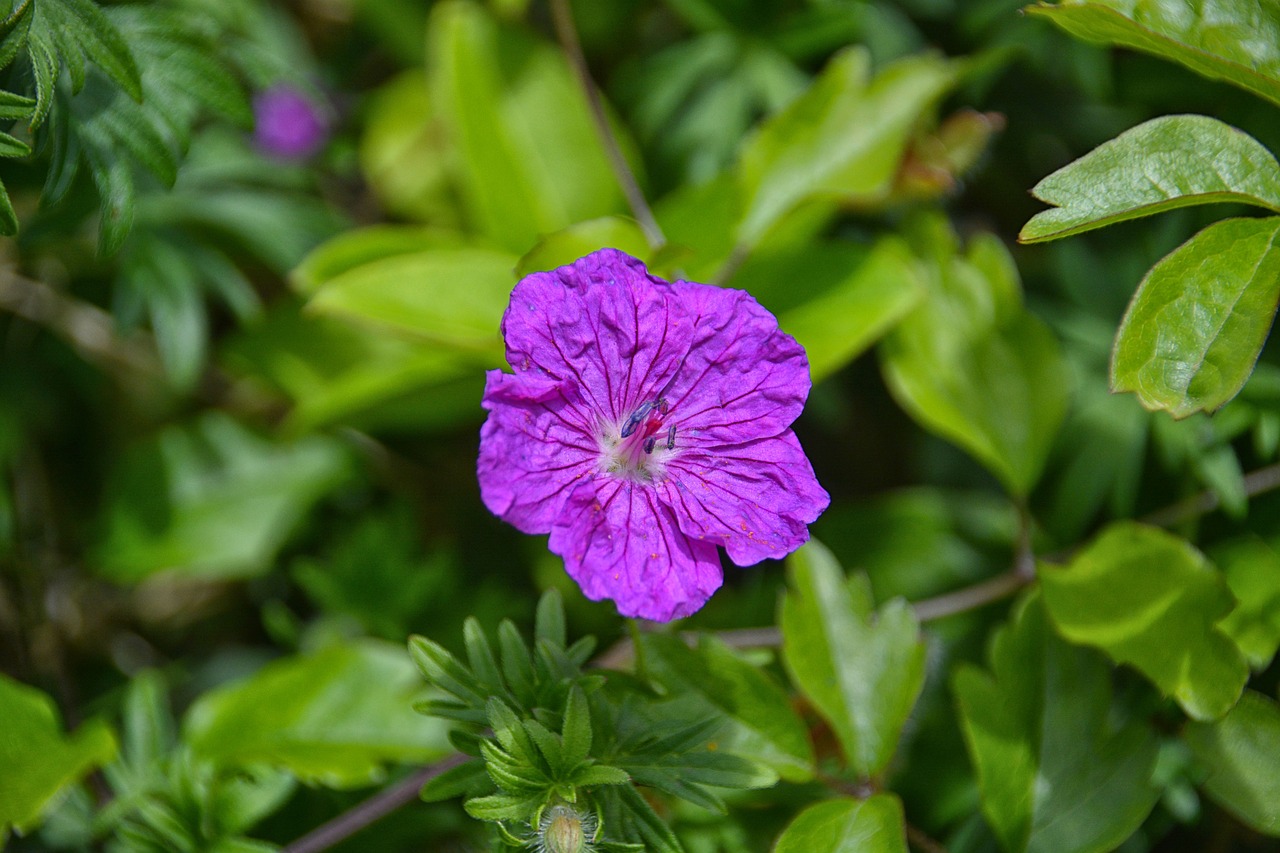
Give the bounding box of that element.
[547,0,664,248]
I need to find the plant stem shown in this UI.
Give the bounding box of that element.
[547,0,664,249]
[1139,460,1280,527]
[281,753,468,853]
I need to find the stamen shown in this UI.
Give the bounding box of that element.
[619,401,654,438]
[643,436,656,454]
[666,424,676,450]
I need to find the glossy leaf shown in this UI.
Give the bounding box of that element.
[880,219,1069,495]
[1184,690,1280,835]
[1213,537,1280,669]
[427,0,627,253]
[1022,115,1280,242]
[0,674,117,838]
[1027,0,1280,107]
[737,48,958,245]
[1111,217,1280,418]
[773,795,909,853]
[1040,522,1248,721]
[639,633,815,782]
[953,595,1160,853]
[184,641,452,788]
[304,246,516,361]
[93,413,351,582]
[780,539,925,780]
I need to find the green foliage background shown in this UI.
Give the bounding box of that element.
[2,0,1280,851]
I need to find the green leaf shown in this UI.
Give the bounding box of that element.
[1184,690,1280,835]
[1021,116,1280,243]
[561,686,592,771]
[305,246,516,360]
[427,0,627,253]
[780,539,925,780]
[880,218,1069,495]
[953,595,1160,853]
[419,759,490,803]
[184,640,452,787]
[736,48,958,246]
[1040,522,1248,721]
[732,238,924,383]
[515,217,654,278]
[0,176,16,236]
[291,226,471,296]
[0,674,117,837]
[773,795,909,853]
[1027,0,1280,108]
[640,633,816,782]
[221,303,477,435]
[93,413,351,583]
[24,0,142,126]
[1111,217,1280,418]
[1213,537,1280,669]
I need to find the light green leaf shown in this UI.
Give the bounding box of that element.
[953,595,1160,853]
[291,226,471,297]
[0,674,117,838]
[773,795,909,853]
[515,217,653,278]
[1021,115,1280,243]
[737,48,959,246]
[639,633,815,783]
[780,539,925,780]
[357,71,462,227]
[305,246,517,361]
[94,412,351,582]
[1184,690,1280,836]
[1212,537,1280,670]
[732,238,924,383]
[1027,0,1280,107]
[184,640,452,788]
[880,219,1069,495]
[1040,522,1248,721]
[1111,216,1280,418]
[427,0,627,253]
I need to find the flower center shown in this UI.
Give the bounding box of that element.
[599,398,678,482]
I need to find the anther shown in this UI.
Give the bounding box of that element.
[666,424,676,450]
[620,401,654,438]
[643,436,657,454]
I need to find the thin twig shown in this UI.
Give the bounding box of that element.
[906,822,949,853]
[280,754,468,853]
[1139,460,1280,528]
[547,0,664,249]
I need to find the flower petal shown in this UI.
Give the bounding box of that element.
[478,370,599,535]
[664,283,811,445]
[549,477,722,621]
[661,430,830,565]
[500,249,693,421]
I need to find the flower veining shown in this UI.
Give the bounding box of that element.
[477,249,829,621]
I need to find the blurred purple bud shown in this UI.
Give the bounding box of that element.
[253,85,329,159]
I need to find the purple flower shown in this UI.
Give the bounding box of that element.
[253,85,329,159]
[478,249,829,621]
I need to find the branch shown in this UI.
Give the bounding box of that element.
[1139,460,1280,528]
[547,0,664,249]
[281,754,468,853]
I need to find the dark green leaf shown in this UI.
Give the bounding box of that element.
[1027,0,1280,107]
[1111,217,1280,418]
[641,633,815,782]
[93,413,351,583]
[780,539,925,780]
[1184,690,1280,835]
[419,759,491,803]
[184,640,452,787]
[0,177,16,235]
[774,795,909,853]
[880,217,1070,495]
[25,0,141,126]
[1040,522,1248,721]
[1022,116,1280,242]
[953,595,1160,853]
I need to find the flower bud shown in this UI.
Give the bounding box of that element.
[536,803,596,853]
